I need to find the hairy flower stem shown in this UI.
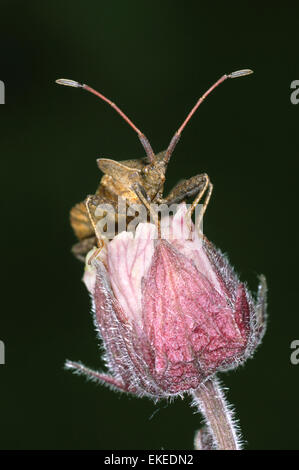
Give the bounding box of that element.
[192,377,241,450]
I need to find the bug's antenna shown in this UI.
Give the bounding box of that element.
[163,69,253,164]
[55,78,155,162]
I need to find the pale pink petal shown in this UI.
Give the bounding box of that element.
[107,223,157,323]
[82,245,108,294]
[82,248,97,294]
[162,203,224,295]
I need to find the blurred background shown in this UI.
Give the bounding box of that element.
[0,1,298,450]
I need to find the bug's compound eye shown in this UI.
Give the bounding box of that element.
[141,166,151,180]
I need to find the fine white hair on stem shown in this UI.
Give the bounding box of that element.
[191,376,243,450]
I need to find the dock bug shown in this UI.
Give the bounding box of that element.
[56,69,253,260]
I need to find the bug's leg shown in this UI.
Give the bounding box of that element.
[70,193,117,262]
[84,195,108,264]
[159,173,213,234]
[131,183,161,236]
[70,199,98,262]
[158,173,208,205]
[186,175,213,233]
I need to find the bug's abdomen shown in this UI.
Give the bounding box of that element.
[70,201,94,240]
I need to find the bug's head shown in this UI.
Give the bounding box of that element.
[141,151,168,192]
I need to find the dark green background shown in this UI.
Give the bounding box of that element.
[0,1,298,450]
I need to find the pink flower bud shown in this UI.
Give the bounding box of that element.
[67,203,266,399]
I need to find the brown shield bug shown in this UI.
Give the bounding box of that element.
[56,69,253,260]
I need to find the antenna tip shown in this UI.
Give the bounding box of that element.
[228,69,254,79]
[55,79,83,88]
